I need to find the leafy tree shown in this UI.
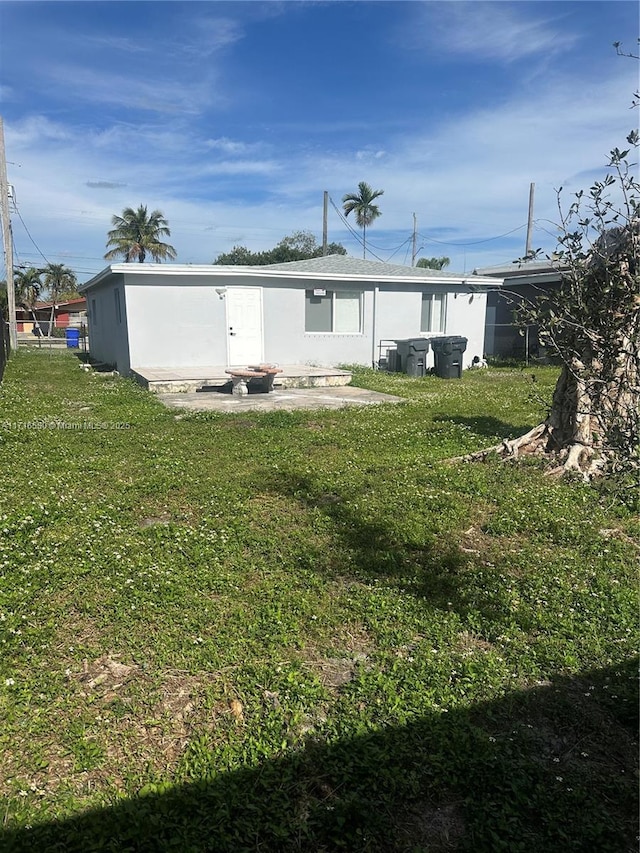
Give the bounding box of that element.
[214,245,260,265]
[278,230,319,256]
[416,256,450,270]
[41,263,78,336]
[14,267,43,333]
[342,181,384,259]
[463,131,639,489]
[104,205,177,264]
[213,231,346,265]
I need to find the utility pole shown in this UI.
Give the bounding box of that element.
[0,117,17,351]
[525,182,535,259]
[322,191,328,255]
[411,213,417,266]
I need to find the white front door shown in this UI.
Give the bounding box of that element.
[225,287,264,365]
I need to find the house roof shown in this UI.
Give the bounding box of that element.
[35,297,87,310]
[80,255,503,291]
[473,259,567,281]
[262,254,463,278]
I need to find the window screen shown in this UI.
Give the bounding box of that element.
[421,293,446,333]
[334,291,361,333]
[305,290,362,333]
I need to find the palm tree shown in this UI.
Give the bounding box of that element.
[104,205,177,263]
[41,263,77,336]
[14,267,43,335]
[342,181,384,259]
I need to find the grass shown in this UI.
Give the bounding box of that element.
[0,349,637,852]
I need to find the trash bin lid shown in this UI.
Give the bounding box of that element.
[395,337,431,353]
[406,337,431,351]
[431,335,467,351]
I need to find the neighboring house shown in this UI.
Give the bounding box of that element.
[79,255,503,376]
[16,298,87,334]
[474,260,565,359]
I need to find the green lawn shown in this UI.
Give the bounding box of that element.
[0,349,637,852]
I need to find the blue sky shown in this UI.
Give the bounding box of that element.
[1,0,638,282]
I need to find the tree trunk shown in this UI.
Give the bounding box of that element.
[456,342,638,480]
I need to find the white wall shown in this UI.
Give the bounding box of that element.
[376,285,486,369]
[125,279,227,368]
[86,275,131,373]
[262,282,373,366]
[444,290,487,366]
[264,281,486,369]
[88,271,488,372]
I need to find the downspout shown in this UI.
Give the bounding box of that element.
[371,284,379,368]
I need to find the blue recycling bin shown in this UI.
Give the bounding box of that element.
[65,328,80,348]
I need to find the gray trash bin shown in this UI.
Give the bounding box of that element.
[395,338,431,377]
[431,336,468,379]
[386,348,401,372]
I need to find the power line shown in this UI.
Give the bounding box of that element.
[328,196,413,255]
[384,235,414,263]
[328,196,384,261]
[13,203,50,265]
[417,223,528,247]
[328,196,409,263]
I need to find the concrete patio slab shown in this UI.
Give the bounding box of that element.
[132,364,353,393]
[155,385,405,413]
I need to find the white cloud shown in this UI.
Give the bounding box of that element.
[83,35,152,55]
[180,16,244,58]
[9,116,73,146]
[356,150,387,162]
[45,64,220,115]
[204,137,262,155]
[415,2,579,63]
[196,160,281,177]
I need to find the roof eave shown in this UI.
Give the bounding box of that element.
[80,263,503,289]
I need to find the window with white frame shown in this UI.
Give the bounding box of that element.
[421,292,446,333]
[305,289,362,333]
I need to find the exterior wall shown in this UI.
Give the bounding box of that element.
[262,280,373,366]
[444,289,487,366]
[124,276,228,368]
[263,281,486,369]
[86,275,131,372]
[85,270,490,372]
[376,285,486,369]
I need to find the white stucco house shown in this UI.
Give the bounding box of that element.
[79,255,503,376]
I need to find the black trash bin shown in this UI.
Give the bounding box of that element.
[395,338,431,377]
[431,336,468,379]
